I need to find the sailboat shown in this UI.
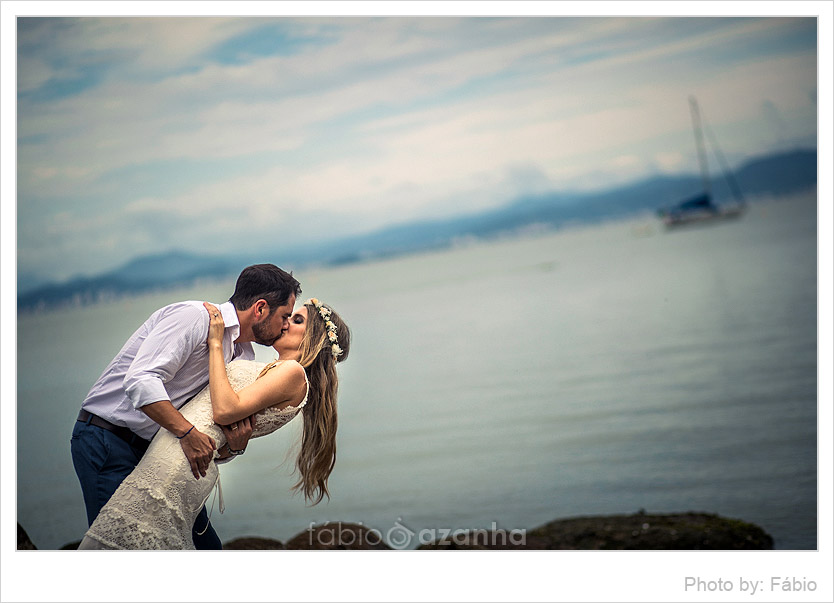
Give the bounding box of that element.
[658,97,747,228]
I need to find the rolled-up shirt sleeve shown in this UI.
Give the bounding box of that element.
[124,304,209,410]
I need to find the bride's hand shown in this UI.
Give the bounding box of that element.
[220,415,254,456]
[203,302,225,348]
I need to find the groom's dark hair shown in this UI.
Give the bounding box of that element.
[229,264,302,312]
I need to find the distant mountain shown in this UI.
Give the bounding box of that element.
[17,273,52,296]
[17,251,247,311]
[113,251,243,286]
[292,148,817,262]
[18,148,816,311]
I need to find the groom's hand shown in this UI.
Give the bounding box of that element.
[140,400,217,479]
[179,427,217,479]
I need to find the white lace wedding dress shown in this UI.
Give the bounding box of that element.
[78,359,306,550]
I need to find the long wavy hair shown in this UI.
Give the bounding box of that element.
[284,300,350,505]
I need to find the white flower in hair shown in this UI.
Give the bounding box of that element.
[306,297,343,358]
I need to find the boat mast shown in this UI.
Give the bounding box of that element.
[703,119,748,207]
[689,96,711,197]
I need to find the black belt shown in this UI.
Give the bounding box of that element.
[77,409,151,454]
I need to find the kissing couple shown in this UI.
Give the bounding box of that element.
[71,263,351,549]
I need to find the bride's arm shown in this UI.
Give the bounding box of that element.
[204,302,307,425]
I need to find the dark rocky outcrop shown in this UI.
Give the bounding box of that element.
[17,523,37,550]
[418,511,774,550]
[31,511,774,551]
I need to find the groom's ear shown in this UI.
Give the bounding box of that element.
[253,299,269,318]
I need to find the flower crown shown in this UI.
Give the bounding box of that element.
[306,298,343,358]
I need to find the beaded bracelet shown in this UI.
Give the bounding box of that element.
[227,444,245,456]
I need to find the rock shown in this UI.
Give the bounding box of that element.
[223,536,285,550]
[418,512,774,550]
[20,511,775,551]
[419,527,543,550]
[17,523,36,550]
[285,521,390,550]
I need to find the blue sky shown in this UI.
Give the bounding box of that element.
[10,13,821,283]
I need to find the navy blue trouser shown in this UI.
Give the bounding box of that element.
[71,419,221,549]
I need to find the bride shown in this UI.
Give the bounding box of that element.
[78,298,351,550]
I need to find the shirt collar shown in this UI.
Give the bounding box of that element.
[217,301,242,342]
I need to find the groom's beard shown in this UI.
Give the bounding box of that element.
[252,320,283,347]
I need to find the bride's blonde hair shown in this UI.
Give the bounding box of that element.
[291,300,350,504]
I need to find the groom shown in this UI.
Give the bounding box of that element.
[71,263,301,549]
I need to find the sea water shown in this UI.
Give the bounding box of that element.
[16,192,818,550]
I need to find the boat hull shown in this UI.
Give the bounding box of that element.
[661,206,745,228]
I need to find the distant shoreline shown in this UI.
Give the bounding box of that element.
[18,148,817,313]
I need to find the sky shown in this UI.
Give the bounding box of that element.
[8,12,822,285]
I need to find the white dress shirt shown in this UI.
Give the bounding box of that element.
[81,300,254,441]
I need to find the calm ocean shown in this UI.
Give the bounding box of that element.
[17,192,817,550]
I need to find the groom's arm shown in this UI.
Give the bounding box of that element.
[124,305,217,479]
[141,400,217,478]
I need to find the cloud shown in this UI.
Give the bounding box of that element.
[14,16,818,281]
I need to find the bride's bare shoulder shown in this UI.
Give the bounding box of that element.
[263,359,304,376]
[258,360,306,404]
